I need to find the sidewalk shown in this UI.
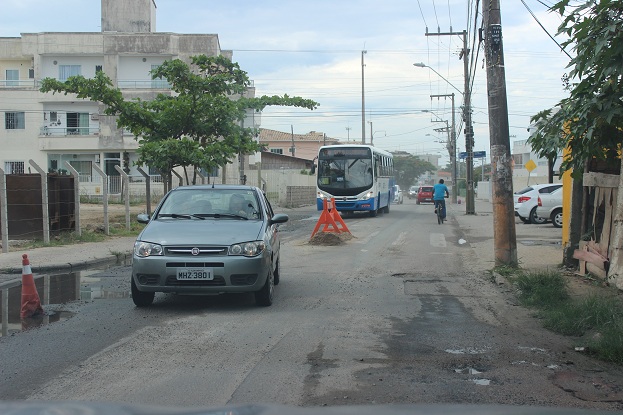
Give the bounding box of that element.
[0,200,564,285]
[0,236,137,285]
[450,199,563,273]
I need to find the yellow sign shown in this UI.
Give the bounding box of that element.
[524,159,537,172]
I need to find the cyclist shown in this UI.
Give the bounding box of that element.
[433,179,450,221]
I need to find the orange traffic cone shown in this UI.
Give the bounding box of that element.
[21,254,43,319]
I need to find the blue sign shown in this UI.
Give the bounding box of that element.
[458,151,486,160]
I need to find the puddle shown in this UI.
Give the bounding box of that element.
[519,240,562,247]
[472,379,491,386]
[1,265,129,337]
[445,348,489,355]
[454,367,483,375]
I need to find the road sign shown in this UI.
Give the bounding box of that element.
[458,151,486,160]
[525,159,537,172]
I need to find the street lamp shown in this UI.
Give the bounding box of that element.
[413,63,463,96]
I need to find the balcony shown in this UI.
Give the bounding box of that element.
[40,126,99,136]
[0,79,38,88]
[117,79,171,89]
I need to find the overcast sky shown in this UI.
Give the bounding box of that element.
[1,0,572,164]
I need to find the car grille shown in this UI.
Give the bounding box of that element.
[165,275,226,286]
[166,262,225,268]
[165,246,228,256]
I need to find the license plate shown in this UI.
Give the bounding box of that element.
[176,268,213,280]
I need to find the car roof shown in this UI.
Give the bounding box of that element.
[171,184,260,192]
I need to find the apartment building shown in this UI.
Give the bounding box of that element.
[0,0,254,193]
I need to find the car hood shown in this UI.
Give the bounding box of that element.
[137,218,264,245]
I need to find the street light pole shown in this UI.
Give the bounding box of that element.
[415,30,476,215]
[361,50,367,144]
[429,93,457,204]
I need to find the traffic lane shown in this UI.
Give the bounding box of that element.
[24,205,440,406]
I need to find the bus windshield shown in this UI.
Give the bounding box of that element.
[317,148,373,195]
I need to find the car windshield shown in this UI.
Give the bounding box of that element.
[157,188,261,220]
[515,186,534,195]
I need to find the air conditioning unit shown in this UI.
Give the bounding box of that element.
[90,114,100,121]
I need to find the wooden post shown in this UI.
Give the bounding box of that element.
[29,160,50,244]
[64,162,81,236]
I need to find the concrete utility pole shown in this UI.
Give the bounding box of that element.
[425,30,475,214]
[483,0,518,266]
[431,93,457,204]
[361,50,367,144]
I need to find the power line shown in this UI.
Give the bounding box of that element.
[520,0,573,59]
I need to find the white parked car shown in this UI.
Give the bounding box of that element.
[536,186,563,228]
[514,183,562,224]
[393,185,404,204]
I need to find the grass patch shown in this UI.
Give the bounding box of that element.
[20,230,106,250]
[510,270,623,364]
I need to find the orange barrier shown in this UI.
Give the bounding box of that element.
[310,198,351,238]
[20,254,43,319]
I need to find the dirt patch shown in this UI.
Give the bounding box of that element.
[309,232,353,246]
[79,203,147,228]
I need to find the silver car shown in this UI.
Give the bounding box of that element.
[131,185,288,307]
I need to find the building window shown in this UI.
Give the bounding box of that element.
[270,148,284,155]
[59,65,81,81]
[4,161,25,174]
[5,112,25,129]
[5,69,19,87]
[95,65,103,74]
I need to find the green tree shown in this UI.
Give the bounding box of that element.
[393,156,436,189]
[40,55,319,190]
[529,0,623,175]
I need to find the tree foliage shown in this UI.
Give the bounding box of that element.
[393,156,437,189]
[529,0,623,175]
[40,55,319,187]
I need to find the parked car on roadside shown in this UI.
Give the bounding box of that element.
[417,186,434,204]
[393,185,404,204]
[514,183,562,224]
[408,186,419,199]
[131,184,289,308]
[536,186,563,228]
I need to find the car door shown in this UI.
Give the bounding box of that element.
[262,192,280,263]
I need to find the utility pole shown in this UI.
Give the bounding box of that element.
[290,125,296,157]
[483,0,517,266]
[361,50,367,144]
[346,127,351,142]
[368,121,373,146]
[431,93,457,204]
[425,30,475,214]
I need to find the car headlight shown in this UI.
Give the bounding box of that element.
[229,241,266,257]
[317,192,328,199]
[134,241,163,257]
[363,191,374,199]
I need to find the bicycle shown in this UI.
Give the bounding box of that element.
[434,195,449,224]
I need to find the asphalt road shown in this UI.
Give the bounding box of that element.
[1,201,622,411]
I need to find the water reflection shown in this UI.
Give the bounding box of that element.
[1,268,130,337]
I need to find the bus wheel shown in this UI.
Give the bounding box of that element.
[384,202,390,214]
[369,208,378,217]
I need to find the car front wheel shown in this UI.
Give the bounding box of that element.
[530,206,547,224]
[131,277,155,307]
[255,267,274,307]
[551,208,563,228]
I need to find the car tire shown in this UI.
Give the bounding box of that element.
[131,277,154,307]
[519,216,530,224]
[274,258,281,286]
[384,202,390,214]
[551,208,563,228]
[530,206,547,224]
[255,267,274,307]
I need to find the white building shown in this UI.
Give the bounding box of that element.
[0,0,255,194]
[512,139,562,189]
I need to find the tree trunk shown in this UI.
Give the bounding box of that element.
[608,156,623,289]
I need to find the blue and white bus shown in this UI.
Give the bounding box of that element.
[313,144,395,216]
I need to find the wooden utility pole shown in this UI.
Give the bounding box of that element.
[483,0,517,266]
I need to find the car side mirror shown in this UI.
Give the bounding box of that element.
[310,164,316,175]
[268,213,289,226]
[137,213,150,224]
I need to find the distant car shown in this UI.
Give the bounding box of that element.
[536,186,563,228]
[408,186,419,199]
[131,184,289,307]
[514,183,562,224]
[393,185,404,204]
[417,186,434,204]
